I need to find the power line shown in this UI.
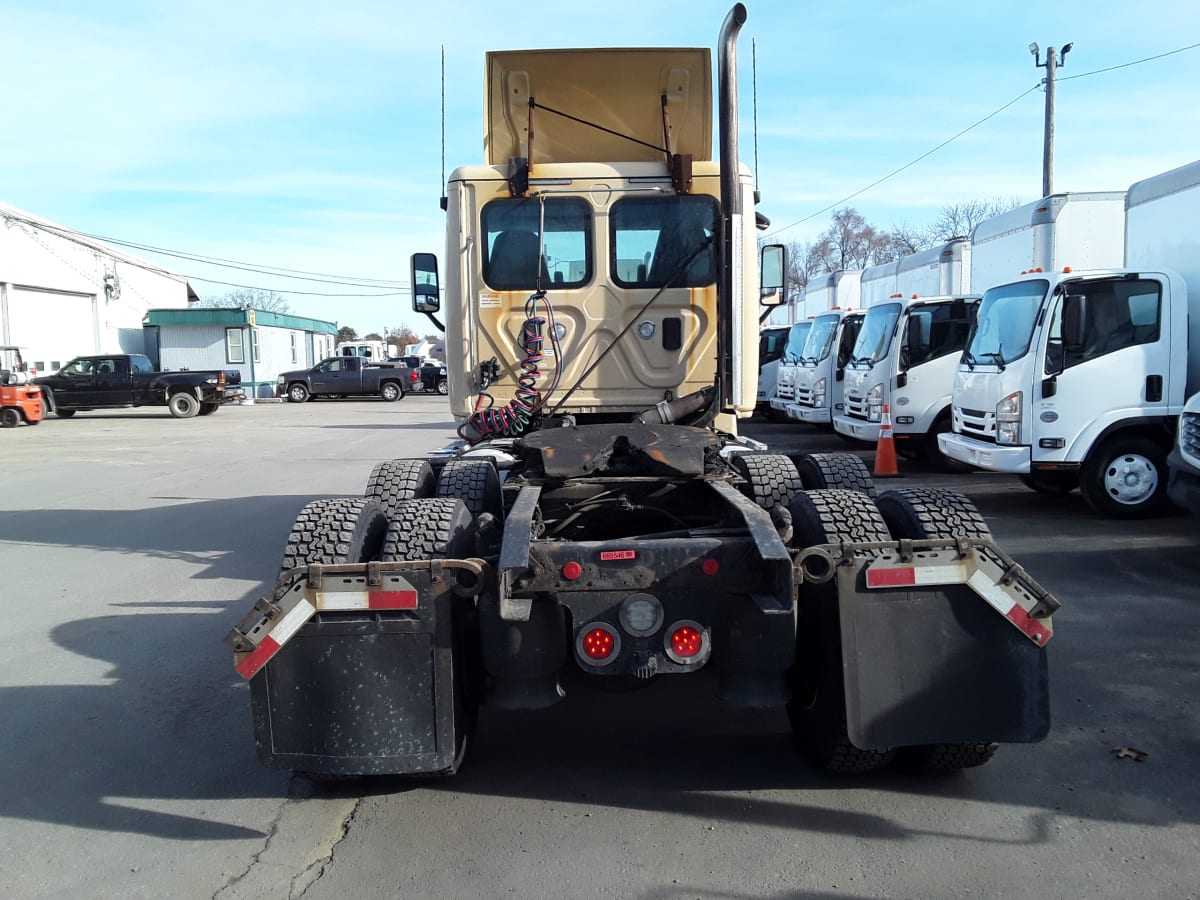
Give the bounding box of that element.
[765,38,1200,241]
[765,83,1041,240]
[1059,40,1200,81]
[181,274,407,297]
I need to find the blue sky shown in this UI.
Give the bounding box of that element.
[2,0,1197,335]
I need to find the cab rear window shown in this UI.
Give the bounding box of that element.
[481,198,592,291]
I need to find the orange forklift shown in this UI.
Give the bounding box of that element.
[1,346,44,427]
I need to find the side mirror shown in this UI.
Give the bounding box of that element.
[411,252,441,314]
[759,244,786,306]
[1062,293,1089,350]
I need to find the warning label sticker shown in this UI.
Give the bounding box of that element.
[478,291,501,308]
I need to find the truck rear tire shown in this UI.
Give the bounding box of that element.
[1,408,20,427]
[875,487,992,541]
[55,409,76,418]
[786,489,896,773]
[381,498,480,774]
[1078,435,1171,518]
[366,458,437,518]
[287,383,310,403]
[380,382,403,402]
[279,497,389,573]
[167,392,200,419]
[731,453,803,512]
[436,379,448,395]
[794,452,876,499]
[198,402,220,416]
[873,487,1000,772]
[436,459,503,520]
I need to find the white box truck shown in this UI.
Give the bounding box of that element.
[786,271,864,424]
[834,240,977,459]
[940,169,1200,517]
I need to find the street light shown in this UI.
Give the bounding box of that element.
[1031,40,1072,196]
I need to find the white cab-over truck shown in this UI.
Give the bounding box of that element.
[756,324,790,416]
[767,318,811,417]
[835,240,977,459]
[940,168,1200,516]
[786,270,864,425]
[228,6,1057,780]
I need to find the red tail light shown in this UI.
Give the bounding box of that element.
[576,622,620,666]
[410,370,418,382]
[670,626,703,658]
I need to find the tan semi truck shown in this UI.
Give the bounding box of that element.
[229,5,1058,779]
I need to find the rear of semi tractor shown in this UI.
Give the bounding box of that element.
[229,5,1057,779]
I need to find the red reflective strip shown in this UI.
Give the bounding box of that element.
[368,590,418,610]
[600,550,636,561]
[865,566,917,588]
[236,636,281,680]
[1006,603,1051,644]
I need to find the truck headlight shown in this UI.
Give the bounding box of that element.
[996,391,1022,445]
[813,377,826,407]
[276,375,286,384]
[866,384,884,422]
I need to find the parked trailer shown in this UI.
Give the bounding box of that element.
[941,162,1200,517]
[228,5,1057,779]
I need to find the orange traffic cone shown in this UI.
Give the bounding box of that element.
[873,403,902,478]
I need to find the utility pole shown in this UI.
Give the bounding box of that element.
[1029,42,1072,197]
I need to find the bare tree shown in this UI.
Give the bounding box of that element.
[929,197,1024,242]
[207,288,291,313]
[385,326,420,351]
[887,221,935,256]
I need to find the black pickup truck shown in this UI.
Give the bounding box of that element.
[276,356,416,403]
[35,354,243,419]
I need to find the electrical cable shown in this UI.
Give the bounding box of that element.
[458,291,563,442]
[1058,41,1200,81]
[764,83,1041,240]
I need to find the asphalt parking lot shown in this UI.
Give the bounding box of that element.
[1,398,1197,900]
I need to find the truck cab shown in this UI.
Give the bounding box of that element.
[767,319,811,417]
[786,308,864,426]
[835,294,977,456]
[755,325,790,415]
[939,267,1189,515]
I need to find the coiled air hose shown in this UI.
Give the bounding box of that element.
[458,291,562,443]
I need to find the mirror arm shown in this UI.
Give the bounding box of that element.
[423,311,445,332]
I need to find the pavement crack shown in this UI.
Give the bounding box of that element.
[212,787,295,900]
[290,796,362,899]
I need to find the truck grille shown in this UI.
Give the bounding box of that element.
[794,386,816,408]
[844,392,869,422]
[954,405,996,443]
[1183,412,1200,461]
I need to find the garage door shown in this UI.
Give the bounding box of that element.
[5,288,98,373]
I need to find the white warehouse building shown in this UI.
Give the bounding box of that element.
[0,201,194,374]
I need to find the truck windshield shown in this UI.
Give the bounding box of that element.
[801,314,840,364]
[966,280,1049,366]
[611,195,719,288]
[782,322,812,364]
[850,302,901,366]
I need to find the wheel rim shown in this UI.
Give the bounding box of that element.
[1103,452,1158,505]
[437,381,448,395]
[289,386,306,402]
[382,384,399,400]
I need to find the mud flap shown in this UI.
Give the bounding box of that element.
[228,560,486,777]
[836,572,1050,749]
